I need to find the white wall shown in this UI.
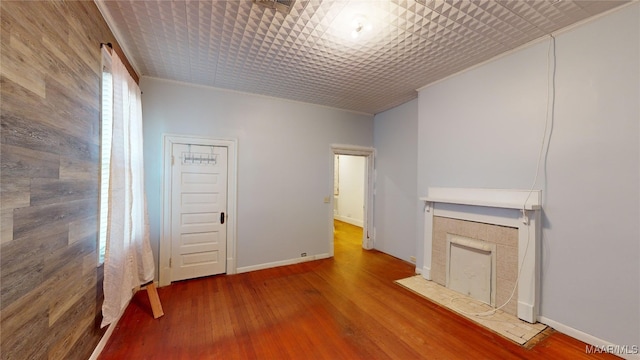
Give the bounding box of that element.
[334,155,365,227]
[141,77,373,270]
[417,4,639,349]
[373,99,418,263]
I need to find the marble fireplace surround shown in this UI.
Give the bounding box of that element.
[420,188,542,323]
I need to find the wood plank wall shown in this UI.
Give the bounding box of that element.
[1,1,138,359]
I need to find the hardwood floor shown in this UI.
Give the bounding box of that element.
[99,221,615,359]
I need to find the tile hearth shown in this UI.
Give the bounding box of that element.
[396,275,547,346]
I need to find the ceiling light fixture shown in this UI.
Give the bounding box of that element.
[350,16,372,39]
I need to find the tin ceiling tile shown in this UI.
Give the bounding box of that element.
[99,0,628,114]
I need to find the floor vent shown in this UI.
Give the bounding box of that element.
[252,0,295,15]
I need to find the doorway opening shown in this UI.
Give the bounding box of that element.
[333,154,365,226]
[330,145,374,256]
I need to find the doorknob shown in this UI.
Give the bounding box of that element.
[220,212,225,224]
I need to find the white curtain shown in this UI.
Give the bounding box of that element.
[101,51,155,328]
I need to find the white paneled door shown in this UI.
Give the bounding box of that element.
[170,144,227,281]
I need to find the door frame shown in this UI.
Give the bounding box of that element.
[159,134,238,287]
[330,144,375,255]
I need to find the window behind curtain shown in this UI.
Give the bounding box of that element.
[99,47,113,265]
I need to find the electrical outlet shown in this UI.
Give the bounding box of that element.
[410,256,416,263]
[301,253,307,257]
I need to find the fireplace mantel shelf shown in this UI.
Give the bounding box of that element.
[420,188,542,211]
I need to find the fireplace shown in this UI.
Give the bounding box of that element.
[446,233,497,307]
[435,217,518,316]
[421,188,541,323]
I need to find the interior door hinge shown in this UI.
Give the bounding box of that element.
[169,258,172,268]
[171,156,175,166]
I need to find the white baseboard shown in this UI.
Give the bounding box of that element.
[334,215,363,227]
[89,282,161,359]
[88,311,124,360]
[538,316,640,360]
[236,253,331,274]
[414,267,422,275]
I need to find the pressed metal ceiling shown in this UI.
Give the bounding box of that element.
[98,0,627,114]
